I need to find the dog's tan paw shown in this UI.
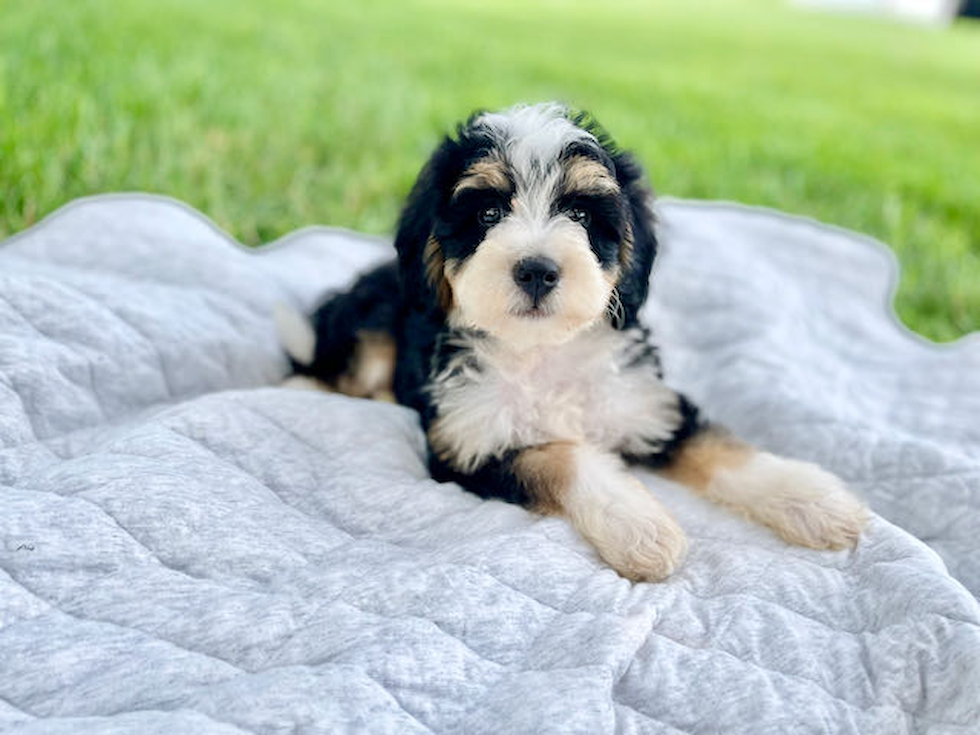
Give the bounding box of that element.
[720,453,869,550]
[528,446,688,583]
[573,471,688,582]
[599,490,689,582]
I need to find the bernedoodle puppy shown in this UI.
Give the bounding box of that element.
[277,102,868,582]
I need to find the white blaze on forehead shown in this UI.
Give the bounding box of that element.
[473,103,596,186]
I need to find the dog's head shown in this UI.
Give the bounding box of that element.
[396,103,657,348]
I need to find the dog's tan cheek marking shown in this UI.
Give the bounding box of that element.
[551,235,613,329]
[452,158,511,198]
[603,264,621,289]
[443,256,461,281]
[445,237,518,337]
[424,236,454,312]
[334,330,397,400]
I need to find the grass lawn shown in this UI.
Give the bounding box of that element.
[1,0,977,341]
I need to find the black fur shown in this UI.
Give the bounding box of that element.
[301,106,704,509]
[430,450,531,505]
[295,261,400,382]
[611,150,660,329]
[624,393,703,469]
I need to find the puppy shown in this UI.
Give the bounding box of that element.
[279,102,868,581]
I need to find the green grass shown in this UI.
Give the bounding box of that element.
[1,0,977,341]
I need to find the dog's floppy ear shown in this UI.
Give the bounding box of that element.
[611,150,658,329]
[394,137,461,314]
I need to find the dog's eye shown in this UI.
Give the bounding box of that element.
[568,207,591,227]
[478,206,503,226]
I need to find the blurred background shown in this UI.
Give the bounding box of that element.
[1,0,977,341]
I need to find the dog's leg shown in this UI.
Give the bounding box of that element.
[477,442,688,581]
[275,261,400,402]
[657,425,869,549]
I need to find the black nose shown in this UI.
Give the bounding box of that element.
[513,256,560,304]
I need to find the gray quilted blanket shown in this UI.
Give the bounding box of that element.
[1,194,978,734]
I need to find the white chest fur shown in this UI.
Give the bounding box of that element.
[428,326,682,472]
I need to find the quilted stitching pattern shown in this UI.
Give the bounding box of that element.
[0,195,978,734]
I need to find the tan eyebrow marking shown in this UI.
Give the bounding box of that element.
[562,156,621,196]
[452,158,512,198]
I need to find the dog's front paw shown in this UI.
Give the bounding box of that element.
[601,488,689,582]
[571,472,688,582]
[729,454,869,550]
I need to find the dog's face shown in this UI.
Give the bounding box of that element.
[397,103,656,348]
